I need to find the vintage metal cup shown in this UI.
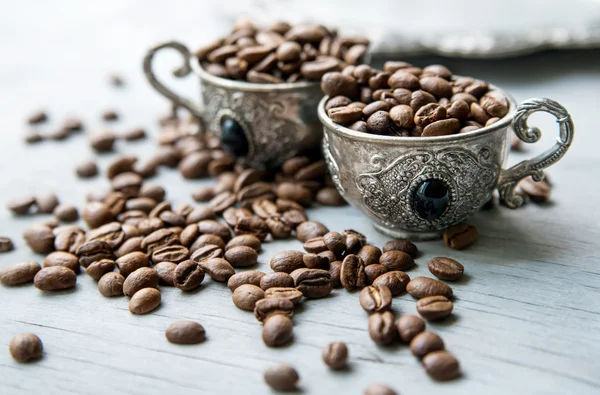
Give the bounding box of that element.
[319,91,574,240]
[144,41,323,169]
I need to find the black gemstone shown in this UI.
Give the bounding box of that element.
[220,118,248,157]
[414,179,450,220]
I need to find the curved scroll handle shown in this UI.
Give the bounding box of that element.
[497,98,574,208]
[143,41,204,130]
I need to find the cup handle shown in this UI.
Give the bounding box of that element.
[497,98,574,208]
[143,41,205,130]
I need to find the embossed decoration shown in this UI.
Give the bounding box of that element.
[322,132,344,194]
[356,147,499,231]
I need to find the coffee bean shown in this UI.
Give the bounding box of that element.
[23,224,55,254]
[191,186,215,203]
[422,351,461,381]
[198,220,231,241]
[82,202,113,229]
[379,250,414,271]
[86,259,115,281]
[301,57,342,80]
[27,109,48,124]
[260,272,294,290]
[364,264,388,285]
[275,182,312,206]
[396,315,426,343]
[325,95,352,111]
[322,342,348,369]
[364,384,398,395]
[165,321,206,344]
[97,272,125,296]
[227,270,265,292]
[187,207,217,224]
[368,311,397,345]
[443,223,478,250]
[406,276,453,299]
[0,236,15,254]
[357,245,382,266]
[410,331,444,358]
[303,237,327,254]
[141,229,180,254]
[414,103,446,127]
[372,271,410,296]
[173,260,204,291]
[321,72,359,98]
[9,333,43,362]
[234,216,269,242]
[416,295,454,321]
[388,104,414,128]
[140,184,165,202]
[264,364,299,391]
[420,76,452,98]
[411,90,437,111]
[151,245,189,264]
[113,236,142,258]
[302,253,328,269]
[123,267,159,297]
[366,111,394,134]
[232,284,265,310]
[427,257,464,280]
[251,199,279,219]
[382,239,418,258]
[89,131,116,152]
[340,254,366,291]
[320,231,344,255]
[329,260,342,287]
[34,266,76,291]
[0,261,41,285]
[291,268,332,298]
[264,287,303,305]
[314,187,345,206]
[223,245,257,268]
[52,204,78,223]
[86,222,125,248]
[199,258,235,282]
[359,285,392,313]
[296,221,328,242]
[115,251,149,277]
[422,118,460,136]
[78,240,114,269]
[6,195,35,215]
[43,251,80,273]
[480,90,509,117]
[154,262,177,286]
[447,100,470,121]
[270,250,305,273]
[262,314,293,347]
[517,176,551,203]
[34,192,59,214]
[129,287,161,314]
[54,227,86,254]
[254,297,295,323]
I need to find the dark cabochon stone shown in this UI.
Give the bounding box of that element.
[414,179,450,220]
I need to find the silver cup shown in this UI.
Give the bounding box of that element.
[144,41,323,170]
[319,90,574,240]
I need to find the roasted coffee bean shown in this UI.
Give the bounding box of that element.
[388,71,420,90]
[138,217,163,236]
[340,254,366,291]
[180,224,199,247]
[98,272,125,296]
[76,160,99,178]
[192,186,215,202]
[34,266,76,291]
[86,222,125,248]
[366,111,394,134]
[165,321,206,344]
[82,202,114,229]
[186,207,216,224]
[322,342,348,369]
[422,118,460,136]
[54,227,85,254]
[368,311,397,345]
[281,209,308,228]
[190,234,225,253]
[302,237,327,254]
[111,172,143,197]
[251,199,279,219]
[178,152,211,179]
[224,245,257,267]
[275,183,312,206]
[27,109,48,124]
[232,284,265,310]
[416,295,454,321]
[208,192,236,214]
[0,261,41,285]
[414,103,446,127]
[406,276,453,299]
[173,260,205,291]
[265,217,292,239]
[360,285,392,313]
[443,223,478,250]
[315,187,346,206]
[262,314,293,347]
[389,104,414,128]
[106,155,137,179]
[34,192,59,214]
[447,100,470,121]
[303,253,328,269]
[321,72,359,98]
[410,331,444,358]
[222,207,251,227]
[77,240,114,269]
[223,235,260,253]
[517,176,551,203]
[357,245,382,266]
[23,224,55,254]
[411,90,437,111]
[141,229,180,254]
[198,220,231,241]
[325,95,352,111]
[129,287,161,314]
[9,333,43,362]
[264,287,303,305]
[104,192,127,217]
[480,90,509,117]
[53,204,79,222]
[397,315,426,343]
[372,271,410,296]
[102,109,119,121]
[321,232,345,255]
[260,272,294,290]
[123,127,146,141]
[151,245,189,264]
[423,351,461,381]
[365,264,388,284]
[296,221,328,242]
[198,258,234,282]
[382,239,418,258]
[301,57,342,80]
[427,257,464,280]
[43,251,80,273]
[420,76,452,98]
[86,259,115,281]
[364,384,398,395]
[234,216,269,241]
[227,270,266,292]
[470,102,490,125]
[140,184,165,202]
[379,250,414,271]
[152,261,176,286]
[270,250,305,273]
[115,237,143,258]
[123,267,159,297]
[291,268,332,298]
[125,197,157,213]
[264,364,299,391]
[89,131,116,152]
[115,251,149,277]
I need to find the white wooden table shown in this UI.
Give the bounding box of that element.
[1,2,599,394]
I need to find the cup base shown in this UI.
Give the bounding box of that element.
[372,223,443,241]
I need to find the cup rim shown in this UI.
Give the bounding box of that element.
[190,55,319,92]
[318,83,517,144]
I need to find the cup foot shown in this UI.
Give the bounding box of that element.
[372,223,443,241]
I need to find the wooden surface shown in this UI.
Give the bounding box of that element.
[1,3,600,394]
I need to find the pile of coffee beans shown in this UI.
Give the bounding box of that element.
[322,62,510,137]
[196,20,369,83]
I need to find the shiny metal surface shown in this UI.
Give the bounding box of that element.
[319,93,574,240]
[144,41,323,170]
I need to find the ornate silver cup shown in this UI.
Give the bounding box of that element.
[319,92,574,240]
[144,41,323,169]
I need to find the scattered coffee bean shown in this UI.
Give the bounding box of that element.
[364,384,398,395]
[396,315,426,343]
[123,267,159,297]
[79,240,114,269]
[224,245,258,267]
[165,321,206,344]
[270,250,305,273]
[264,287,303,305]
[368,311,397,345]
[86,259,115,281]
[517,176,551,203]
[6,195,36,215]
[260,272,294,290]
[372,271,410,296]
[98,272,125,296]
[406,276,453,299]
[262,314,293,347]
[0,236,14,253]
[33,266,76,291]
[27,110,48,124]
[357,245,382,266]
[427,257,464,281]
[43,251,80,273]
[9,333,43,362]
[364,264,388,285]
[379,250,414,271]
[291,268,332,298]
[123,127,146,141]
[225,234,262,252]
[443,223,479,250]
[322,342,348,369]
[340,254,366,290]
[264,363,299,391]
[151,245,189,264]
[416,295,454,321]
[296,221,329,242]
[154,261,177,286]
[232,284,265,311]
[173,260,205,291]
[410,331,445,358]
[227,270,266,292]
[128,287,161,314]
[382,239,418,258]
[53,204,79,222]
[359,285,392,313]
[422,351,461,381]
[89,131,116,152]
[102,110,119,121]
[0,261,41,285]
